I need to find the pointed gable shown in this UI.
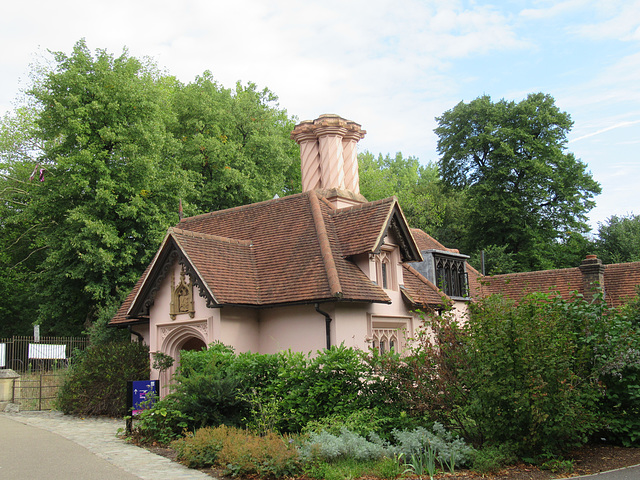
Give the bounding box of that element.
[331,197,422,261]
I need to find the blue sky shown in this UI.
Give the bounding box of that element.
[1,0,639,231]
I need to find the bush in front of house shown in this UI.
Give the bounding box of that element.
[172,425,303,478]
[57,340,149,416]
[154,342,408,436]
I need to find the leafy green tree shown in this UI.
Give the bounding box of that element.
[0,40,303,337]
[170,73,300,214]
[25,40,190,334]
[435,93,601,271]
[596,214,640,264]
[358,151,443,233]
[0,106,46,335]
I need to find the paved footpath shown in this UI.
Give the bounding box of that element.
[0,410,212,480]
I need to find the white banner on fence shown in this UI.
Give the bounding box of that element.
[28,343,66,360]
[0,343,5,367]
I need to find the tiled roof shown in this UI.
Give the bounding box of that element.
[331,198,397,257]
[111,191,411,325]
[474,267,584,301]
[410,228,460,253]
[401,264,448,308]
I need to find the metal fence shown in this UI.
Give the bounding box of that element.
[0,336,89,373]
[0,336,89,410]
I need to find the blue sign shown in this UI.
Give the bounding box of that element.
[131,380,158,415]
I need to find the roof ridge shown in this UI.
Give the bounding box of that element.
[309,191,343,298]
[177,192,306,224]
[170,227,252,246]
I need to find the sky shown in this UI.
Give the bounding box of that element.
[1,0,639,232]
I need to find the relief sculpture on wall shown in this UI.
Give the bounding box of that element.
[170,265,195,320]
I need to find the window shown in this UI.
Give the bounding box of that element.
[372,326,401,354]
[375,247,396,290]
[368,317,412,355]
[434,255,469,298]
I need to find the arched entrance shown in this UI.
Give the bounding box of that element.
[159,325,208,396]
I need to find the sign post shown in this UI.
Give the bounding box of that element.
[126,379,159,434]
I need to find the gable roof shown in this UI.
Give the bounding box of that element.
[332,198,422,261]
[111,191,424,325]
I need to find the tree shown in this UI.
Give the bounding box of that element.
[596,214,640,264]
[358,151,443,234]
[435,93,601,271]
[0,106,47,335]
[170,73,300,215]
[24,40,190,334]
[0,40,303,336]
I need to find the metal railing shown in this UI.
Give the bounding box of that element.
[0,336,89,373]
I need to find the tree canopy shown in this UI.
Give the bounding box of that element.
[596,214,640,264]
[435,93,601,271]
[358,151,443,234]
[0,40,299,335]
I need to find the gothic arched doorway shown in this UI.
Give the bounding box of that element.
[159,325,208,396]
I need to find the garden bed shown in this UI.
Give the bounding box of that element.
[144,442,640,480]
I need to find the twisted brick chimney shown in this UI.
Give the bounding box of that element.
[291,114,367,208]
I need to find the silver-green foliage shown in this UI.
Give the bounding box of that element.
[392,423,474,467]
[299,428,391,462]
[299,423,474,467]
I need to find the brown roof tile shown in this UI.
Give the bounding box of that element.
[401,264,448,308]
[331,197,397,257]
[111,191,399,325]
[410,228,460,253]
[475,267,584,302]
[474,260,640,308]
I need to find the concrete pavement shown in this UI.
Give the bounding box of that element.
[0,410,212,479]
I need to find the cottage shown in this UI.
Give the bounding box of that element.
[110,115,471,390]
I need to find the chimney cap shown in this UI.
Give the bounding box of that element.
[291,114,366,141]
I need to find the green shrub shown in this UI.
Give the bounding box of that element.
[169,343,390,434]
[299,428,391,462]
[392,423,474,467]
[597,293,640,446]
[471,444,518,474]
[304,457,399,480]
[57,341,149,416]
[132,396,193,445]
